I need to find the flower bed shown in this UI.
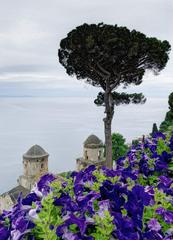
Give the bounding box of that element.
[1,132,173,239]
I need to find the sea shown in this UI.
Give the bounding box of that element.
[0,96,168,194]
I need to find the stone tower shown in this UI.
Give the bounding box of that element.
[18,145,49,190]
[76,134,105,171]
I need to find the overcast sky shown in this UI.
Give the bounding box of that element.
[0,0,172,97]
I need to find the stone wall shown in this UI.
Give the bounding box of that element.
[0,195,13,212]
[23,157,48,177]
[76,158,106,171]
[83,147,104,162]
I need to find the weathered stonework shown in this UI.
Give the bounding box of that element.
[76,134,106,171]
[18,145,49,190]
[0,195,13,212]
[0,185,29,212]
[0,144,49,212]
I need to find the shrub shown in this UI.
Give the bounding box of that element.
[160,92,173,133]
[112,133,129,162]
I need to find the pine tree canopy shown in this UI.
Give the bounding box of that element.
[59,23,171,92]
[58,23,171,168]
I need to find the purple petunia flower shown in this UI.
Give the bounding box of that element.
[100,180,127,212]
[56,213,90,237]
[54,192,79,214]
[36,173,56,196]
[113,212,140,240]
[156,208,173,224]
[1,132,173,239]
[152,132,166,140]
[143,230,163,240]
[22,192,40,206]
[101,166,120,178]
[125,185,151,230]
[62,227,78,240]
[97,200,110,218]
[145,186,155,196]
[156,207,165,215]
[159,176,172,188]
[163,211,173,224]
[29,209,39,220]
[148,218,161,232]
[0,225,10,240]
[77,191,100,215]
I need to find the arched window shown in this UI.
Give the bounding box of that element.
[98,150,101,160]
[84,150,88,160]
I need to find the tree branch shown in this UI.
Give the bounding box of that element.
[97,63,111,77]
[88,63,106,90]
[88,63,105,78]
[110,74,121,90]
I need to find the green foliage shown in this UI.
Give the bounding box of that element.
[143,189,173,233]
[24,132,173,239]
[32,194,63,240]
[32,175,117,240]
[112,133,129,161]
[91,211,114,240]
[59,171,72,178]
[91,170,120,191]
[94,92,146,106]
[138,174,159,187]
[156,138,171,155]
[116,133,173,184]
[160,92,173,133]
[59,22,171,169]
[51,177,75,198]
[168,92,173,111]
[4,217,10,228]
[33,178,75,239]
[132,139,140,147]
[59,23,171,89]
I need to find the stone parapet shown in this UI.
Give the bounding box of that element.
[76,157,106,171]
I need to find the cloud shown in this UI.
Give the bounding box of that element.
[0,0,172,96]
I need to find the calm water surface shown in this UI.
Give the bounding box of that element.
[0,96,168,193]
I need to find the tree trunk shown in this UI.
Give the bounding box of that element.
[104,116,113,168]
[104,91,114,169]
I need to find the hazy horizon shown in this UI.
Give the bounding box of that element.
[0,94,169,194]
